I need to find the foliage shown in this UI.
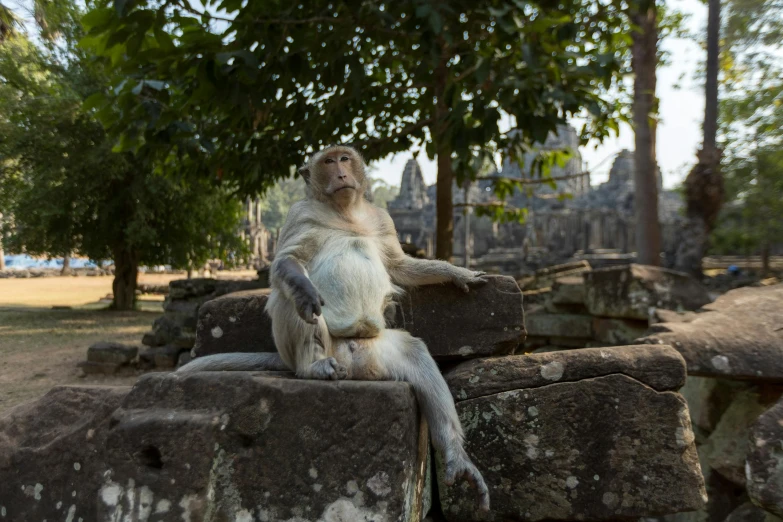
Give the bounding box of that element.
[369,178,399,209]
[711,0,783,258]
[80,0,635,233]
[257,174,306,235]
[0,6,248,308]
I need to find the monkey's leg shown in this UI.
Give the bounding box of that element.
[267,290,347,380]
[338,331,490,511]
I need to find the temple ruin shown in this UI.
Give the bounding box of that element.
[387,125,684,272]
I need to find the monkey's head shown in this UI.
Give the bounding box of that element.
[299,145,368,207]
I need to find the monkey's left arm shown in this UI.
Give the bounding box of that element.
[378,212,486,291]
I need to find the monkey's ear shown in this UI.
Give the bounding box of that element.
[298,166,311,184]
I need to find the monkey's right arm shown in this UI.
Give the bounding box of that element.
[270,205,325,324]
[271,257,324,324]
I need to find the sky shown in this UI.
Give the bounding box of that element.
[371,0,707,191]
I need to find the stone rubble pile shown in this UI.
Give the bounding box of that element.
[79,341,139,376]
[0,271,714,521]
[524,263,713,352]
[138,277,266,370]
[638,284,783,522]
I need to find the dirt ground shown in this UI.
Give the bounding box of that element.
[0,307,156,414]
[0,271,256,415]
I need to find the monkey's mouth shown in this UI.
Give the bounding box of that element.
[334,186,356,193]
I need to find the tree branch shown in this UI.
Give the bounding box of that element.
[354,118,433,148]
[176,0,340,25]
[477,172,589,185]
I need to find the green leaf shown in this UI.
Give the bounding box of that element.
[82,8,114,31]
[83,92,106,111]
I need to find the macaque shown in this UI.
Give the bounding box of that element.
[179,145,490,510]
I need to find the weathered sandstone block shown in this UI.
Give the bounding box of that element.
[193,288,276,355]
[525,313,593,339]
[0,386,130,522]
[640,284,783,381]
[584,264,712,320]
[550,276,586,305]
[0,374,430,522]
[194,275,526,360]
[747,396,783,517]
[700,387,771,487]
[592,317,650,345]
[87,341,138,364]
[440,345,706,521]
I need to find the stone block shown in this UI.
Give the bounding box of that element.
[78,361,136,376]
[138,344,185,369]
[86,341,138,364]
[193,289,276,357]
[0,386,131,522]
[592,317,649,345]
[446,345,688,400]
[550,276,586,305]
[195,275,526,361]
[640,285,783,381]
[393,275,524,359]
[525,313,593,339]
[0,374,431,522]
[700,387,771,487]
[724,502,783,522]
[584,264,712,320]
[748,396,783,517]
[440,346,705,521]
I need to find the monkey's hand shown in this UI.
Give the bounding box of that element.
[290,276,325,324]
[451,270,489,293]
[444,452,490,512]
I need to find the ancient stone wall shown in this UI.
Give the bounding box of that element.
[0,272,728,521]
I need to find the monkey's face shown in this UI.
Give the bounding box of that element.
[303,146,367,206]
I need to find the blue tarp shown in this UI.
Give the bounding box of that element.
[2,254,99,270]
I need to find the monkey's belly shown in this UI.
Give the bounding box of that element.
[309,238,393,338]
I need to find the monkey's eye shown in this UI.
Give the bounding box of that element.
[340,156,350,162]
[324,158,335,164]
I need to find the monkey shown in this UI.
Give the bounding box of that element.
[179,145,490,511]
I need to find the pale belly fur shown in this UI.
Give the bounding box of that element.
[308,235,394,338]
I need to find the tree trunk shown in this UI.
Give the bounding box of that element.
[631,3,662,266]
[434,55,454,261]
[111,245,139,311]
[703,0,720,153]
[61,254,72,275]
[0,243,4,271]
[761,242,770,278]
[674,0,723,278]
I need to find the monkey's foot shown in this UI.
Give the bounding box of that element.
[445,453,490,512]
[307,357,348,381]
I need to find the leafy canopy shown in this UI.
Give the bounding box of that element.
[0,5,248,273]
[82,0,633,222]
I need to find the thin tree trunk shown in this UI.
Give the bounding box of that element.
[675,0,723,278]
[761,242,770,278]
[703,0,720,153]
[434,53,454,261]
[0,243,4,271]
[111,245,138,310]
[632,3,662,266]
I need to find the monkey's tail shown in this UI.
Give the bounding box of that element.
[176,352,290,373]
